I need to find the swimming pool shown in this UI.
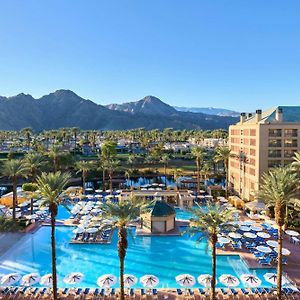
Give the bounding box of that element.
[0,226,277,288]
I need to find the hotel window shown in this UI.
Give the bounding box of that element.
[268,149,281,158]
[269,129,282,137]
[250,129,256,136]
[250,149,256,156]
[284,129,297,137]
[284,149,296,158]
[284,139,298,147]
[268,160,282,168]
[268,139,281,147]
[250,139,256,146]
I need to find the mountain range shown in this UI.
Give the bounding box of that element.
[0,90,238,131]
[174,106,239,117]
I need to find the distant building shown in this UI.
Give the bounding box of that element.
[228,106,300,201]
[189,138,227,149]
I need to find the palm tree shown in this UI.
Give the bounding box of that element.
[124,169,133,187]
[48,145,62,172]
[258,166,300,300]
[101,199,148,300]
[292,151,300,169]
[23,152,47,182]
[201,163,211,182]
[1,159,28,220]
[107,159,120,193]
[191,147,204,194]
[214,146,233,197]
[160,154,170,185]
[189,204,234,300]
[36,172,71,300]
[75,160,95,193]
[21,127,33,149]
[173,168,183,189]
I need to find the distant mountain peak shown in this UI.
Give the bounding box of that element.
[106,95,177,116]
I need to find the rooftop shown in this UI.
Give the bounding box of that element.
[151,200,176,217]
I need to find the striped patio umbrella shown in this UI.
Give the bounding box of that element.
[175,274,196,287]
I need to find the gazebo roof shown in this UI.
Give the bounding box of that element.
[151,200,175,217]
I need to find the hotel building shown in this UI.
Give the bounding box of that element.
[228,106,300,201]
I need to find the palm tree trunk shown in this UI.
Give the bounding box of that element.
[225,160,228,198]
[109,171,113,194]
[102,169,106,190]
[82,171,86,194]
[277,225,283,300]
[210,235,217,300]
[12,176,17,221]
[196,158,200,194]
[50,209,58,300]
[118,225,128,300]
[30,198,34,215]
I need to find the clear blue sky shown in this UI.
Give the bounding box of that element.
[1,0,300,111]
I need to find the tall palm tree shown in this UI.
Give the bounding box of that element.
[173,168,183,188]
[48,145,62,172]
[201,163,211,182]
[124,169,133,187]
[23,152,47,182]
[214,146,233,197]
[101,199,148,300]
[36,172,71,300]
[21,127,33,149]
[189,204,234,300]
[107,159,120,193]
[75,160,95,193]
[258,166,300,300]
[191,147,204,194]
[1,159,28,220]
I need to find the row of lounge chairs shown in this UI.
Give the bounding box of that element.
[1,286,300,300]
[72,229,112,243]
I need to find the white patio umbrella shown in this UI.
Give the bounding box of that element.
[240,274,261,287]
[73,227,84,234]
[175,274,196,287]
[21,273,40,286]
[40,274,55,286]
[63,272,84,284]
[97,274,117,288]
[219,274,240,287]
[274,248,291,256]
[285,230,299,237]
[229,232,242,239]
[257,232,271,239]
[218,237,231,244]
[140,275,159,288]
[1,273,21,285]
[244,232,257,239]
[242,220,256,226]
[197,274,217,288]
[266,240,278,248]
[240,226,251,232]
[95,189,103,193]
[264,273,289,286]
[25,214,38,220]
[256,245,272,253]
[122,274,137,287]
[86,227,98,233]
[250,225,263,232]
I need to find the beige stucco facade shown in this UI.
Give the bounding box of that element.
[228,108,300,201]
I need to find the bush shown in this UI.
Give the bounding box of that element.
[0,216,26,232]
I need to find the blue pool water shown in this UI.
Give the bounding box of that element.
[0,226,276,288]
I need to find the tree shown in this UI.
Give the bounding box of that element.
[100,199,148,300]
[48,145,62,172]
[22,182,38,215]
[258,167,300,300]
[191,147,204,194]
[201,163,211,182]
[173,168,183,188]
[23,152,47,182]
[107,159,120,193]
[75,160,95,194]
[189,204,234,300]
[1,159,28,221]
[21,127,33,149]
[214,146,233,197]
[36,172,71,300]
[292,151,300,169]
[124,169,133,187]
